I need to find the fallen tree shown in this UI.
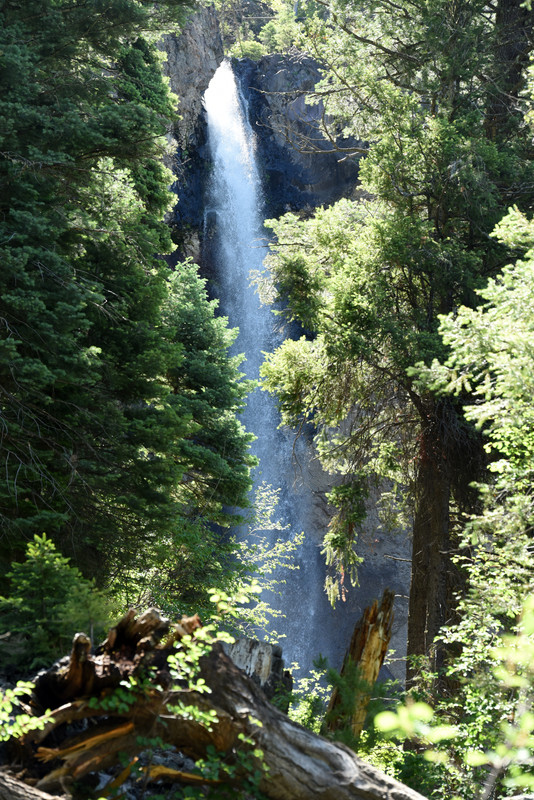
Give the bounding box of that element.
[1,609,428,800]
[0,772,61,800]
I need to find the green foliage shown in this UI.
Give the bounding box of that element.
[164,263,256,528]
[0,0,257,616]
[213,0,273,55]
[257,14,534,799]
[322,480,366,605]
[0,535,114,671]
[0,0,183,571]
[229,39,268,59]
[381,202,534,798]
[0,681,54,742]
[424,206,534,484]
[286,659,331,733]
[356,196,534,798]
[231,483,305,642]
[257,0,303,52]
[216,0,314,58]
[374,596,534,798]
[133,480,302,640]
[260,6,534,702]
[186,731,269,800]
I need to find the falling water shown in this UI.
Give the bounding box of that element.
[203,61,408,678]
[203,60,330,674]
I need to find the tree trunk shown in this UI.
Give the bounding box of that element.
[0,773,62,800]
[4,610,429,800]
[406,396,484,692]
[200,644,429,800]
[486,0,533,140]
[406,414,453,688]
[327,589,394,738]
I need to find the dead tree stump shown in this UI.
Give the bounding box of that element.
[1,607,427,800]
[327,589,395,738]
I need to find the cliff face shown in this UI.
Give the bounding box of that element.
[163,22,363,252]
[161,8,224,261]
[162,7,223,147]
[236,51,362,216]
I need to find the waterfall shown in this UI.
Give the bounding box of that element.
[203,60,408,680]
[203,60,328,675]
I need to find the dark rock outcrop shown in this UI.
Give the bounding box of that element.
[162,7,223,148]
[235,50,363,216]
[161,8,224,261]
[163,36,364,255]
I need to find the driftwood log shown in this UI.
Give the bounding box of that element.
[1,609,427,800]
[327,589,395,738]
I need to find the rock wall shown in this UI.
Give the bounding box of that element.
[162,7,223,148]
[161,8,224,262]
[235,50,363,216]
[163,33,364,256]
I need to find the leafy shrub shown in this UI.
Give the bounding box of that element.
[229,39,267,60]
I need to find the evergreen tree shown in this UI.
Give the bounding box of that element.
[260,0,534,680]
[0,1,254,599]
[374,202,534,799]
[0,535,114,671]
[164,263,256,526]
[425,204,534,796]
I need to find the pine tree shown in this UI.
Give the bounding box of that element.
[261,0,534,681]
[164,263,256,526]
[0,1,254,600]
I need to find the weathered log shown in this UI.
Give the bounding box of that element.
[193,643,427,800]
[5,609,427,800]
[0,771,63,800]
[327,589,395,738]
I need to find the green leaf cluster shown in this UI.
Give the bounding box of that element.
[0,681,54,742]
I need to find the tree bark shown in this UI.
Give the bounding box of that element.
[0,773,62,800]
[486,0,533,140]
[406,398,483,691]
[5,611,429,800]
[406,412,454,689]
[194,644,429,800]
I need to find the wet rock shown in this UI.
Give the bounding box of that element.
[235,50,363,215]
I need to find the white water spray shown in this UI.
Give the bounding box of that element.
[204,61,337,675]
[204,61,272,381]
[203,61,404,678]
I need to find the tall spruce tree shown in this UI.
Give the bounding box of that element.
[0,1,254,598]
[261,0,533,681]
